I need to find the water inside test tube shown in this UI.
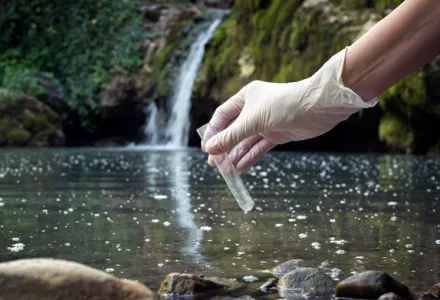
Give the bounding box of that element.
[197,123,254,212]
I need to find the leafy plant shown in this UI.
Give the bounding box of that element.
[0,0,151,131]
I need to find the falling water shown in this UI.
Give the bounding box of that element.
[166,19,222,147]
[143,102,159,145]
[144,18,222,148]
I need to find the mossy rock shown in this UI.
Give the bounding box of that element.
[0,94,65,147]
[378,114,413,153]
[4,128,31,146]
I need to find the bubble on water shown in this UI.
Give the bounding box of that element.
[297,215,307,220]
[328,268,341,279]
[311,242,321,249]
[275,224,283,228]
[330,237,348,245]
[163,221,171,227]
[391,216,397,221]
[387,201,398,206]
[7,243,24,252]
[299,233,307,238]
[436,240,440,245]
[200,226,212,231]
[237,252,245,256]
[12,237,20,241]
[288,218,295,222]
[405,244,413,249]
[151,219,159,223]
[336,250,346,255]
[105,268,115,273]
[0,203,4,207]
[243,275,258,282]
[64,243,71,246]
[153,194,168,200]
[329,219,336,223]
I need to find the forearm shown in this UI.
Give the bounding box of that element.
[342,0,440,101]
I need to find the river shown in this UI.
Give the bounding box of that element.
[0,148,439,298]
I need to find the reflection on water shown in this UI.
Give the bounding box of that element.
[0,148,439,298]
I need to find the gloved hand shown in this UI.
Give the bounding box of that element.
[203,47,379,172]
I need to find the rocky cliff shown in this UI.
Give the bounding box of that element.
[190,0,440,154]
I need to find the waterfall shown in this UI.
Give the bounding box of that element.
[143,102,159,145]
[143,18,222,148]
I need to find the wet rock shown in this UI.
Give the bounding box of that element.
[100,75,149,143]
[419,283,440,300]
[0,94,65,147]
[272,259,312,278]
[201,0,234,9]
[380,292,405,300]
[335,271,412,300]
[259,277,278,292]
[277,267,335,300]
[158,273,232,297]
[430,283,440,298]
[420,294,437,300]
[0,258,156,300]
[140,4,168,22]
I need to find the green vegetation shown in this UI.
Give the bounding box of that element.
[378,114,413,152]
[0,0,152,130]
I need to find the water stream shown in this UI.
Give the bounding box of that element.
[144,19,222,147]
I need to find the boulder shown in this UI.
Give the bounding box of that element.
[335,271,412,300]
[380,292,405,300]
[272,259,312,278]
[0,258,156,300]
[418,283,440,300]
[99,75,149,142]
[431,283,440,298]
[158,273,234,297]
[277,267,335,300]
[0,94,65,147]
[259,277,278,292]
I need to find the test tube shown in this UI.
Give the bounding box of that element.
[197,123,254,212]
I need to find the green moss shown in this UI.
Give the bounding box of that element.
[5,128,31,146]
[21,113,54,133]
[378,114,413,152]
[375,0,404,10]
[32,127,58,145]
[379,72,426,111]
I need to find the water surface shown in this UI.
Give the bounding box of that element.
[0,148,439,298]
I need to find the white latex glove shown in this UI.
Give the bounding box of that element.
[203,47,379,172]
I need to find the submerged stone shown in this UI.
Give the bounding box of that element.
[335,270,412,300]
[158,273,234,297]
[277,267,335,300]
[259,277,279,292]
[0,258,155,300]
[272,259,312,278]
[379,292,405,300]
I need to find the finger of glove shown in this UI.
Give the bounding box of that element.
[207,134,260,168]
[236,138,276,172]
[202,92,245,152]
[228,134,262,166]
[208,155,215,167]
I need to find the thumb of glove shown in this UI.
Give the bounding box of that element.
[205,114,258,155]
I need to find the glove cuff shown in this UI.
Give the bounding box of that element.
[315,47,379,109]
